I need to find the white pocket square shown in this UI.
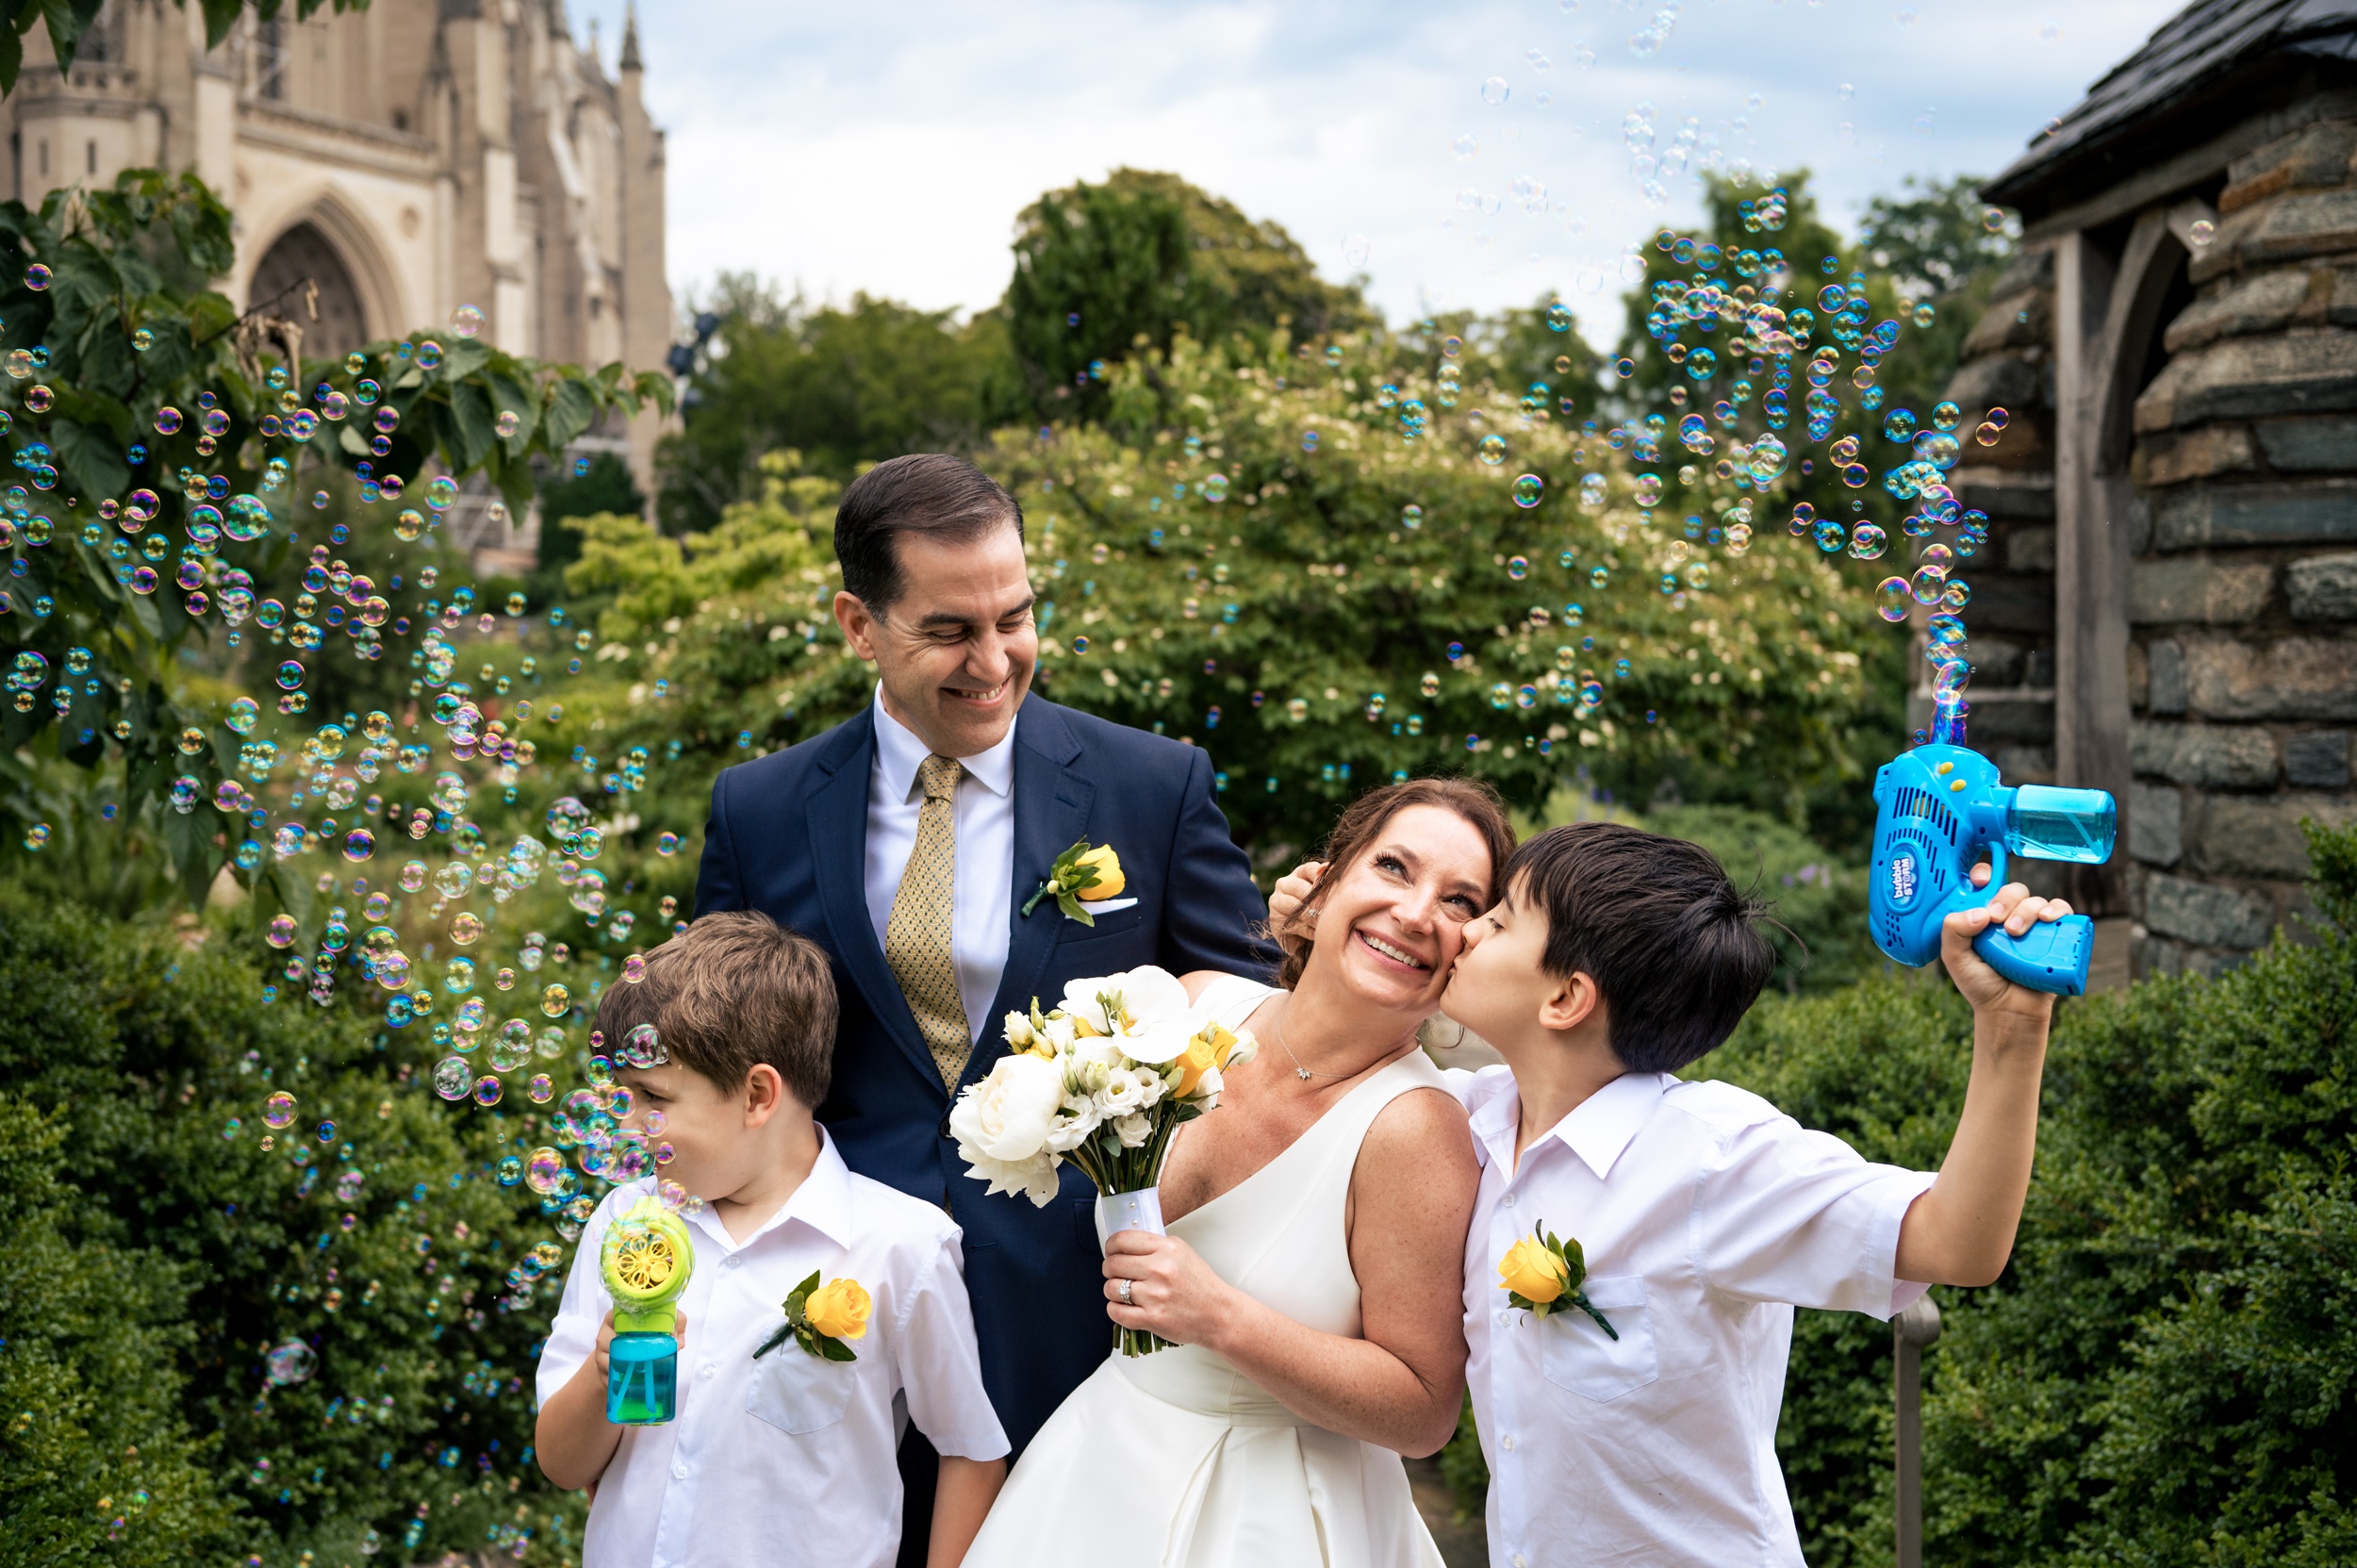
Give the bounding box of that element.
[1079,897,1138,915]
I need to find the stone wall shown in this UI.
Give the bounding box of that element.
[1941,244,2063,790]
[2126,117,2357,974]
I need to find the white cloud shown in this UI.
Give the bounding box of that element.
[571,0,2187,343]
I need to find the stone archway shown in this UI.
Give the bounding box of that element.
[246,221,370,362]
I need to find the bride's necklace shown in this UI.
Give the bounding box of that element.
[1276,1000,1353,1081]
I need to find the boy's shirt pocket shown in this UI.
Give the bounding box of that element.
[1539,1275,1658,1403]
[745,1343,858,1435]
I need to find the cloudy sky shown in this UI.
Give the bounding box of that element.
[573,0,2188,340]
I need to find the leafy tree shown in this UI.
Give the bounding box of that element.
[0,168,669,904]
[656,276,1017,535]
[557,326,1882,873]
[1002,168,1376,421]
[537,451,643,580]
[0,0,370,93]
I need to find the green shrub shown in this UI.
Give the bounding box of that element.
[0,889,587,1566]
[0,1097,226,1567]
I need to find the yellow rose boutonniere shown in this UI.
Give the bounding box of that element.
[753,1270,869,1362]
[1024,840,1127,924]
[1497,1223,1618,1340]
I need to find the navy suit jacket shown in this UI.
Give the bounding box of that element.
[693,696,1278,1450]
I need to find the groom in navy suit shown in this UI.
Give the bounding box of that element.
[695,454,1277,1555]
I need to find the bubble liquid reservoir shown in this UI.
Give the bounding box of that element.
[606,1331,679,1425]
[2005,785,2117,865]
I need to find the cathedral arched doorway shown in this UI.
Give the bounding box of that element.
[246,222,370,362]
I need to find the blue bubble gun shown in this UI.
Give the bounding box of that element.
[1869,743,2117,997]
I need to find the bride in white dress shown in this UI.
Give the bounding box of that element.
[964,780,1515,1568]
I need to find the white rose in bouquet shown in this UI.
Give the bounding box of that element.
[1046,1090,1101,1154]
[1095,1065,1150,1116]
[947,1050,1066,1207]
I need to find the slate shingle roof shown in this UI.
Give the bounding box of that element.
[1985,0,2357,215]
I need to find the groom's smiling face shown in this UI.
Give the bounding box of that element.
[835,522,1039,760]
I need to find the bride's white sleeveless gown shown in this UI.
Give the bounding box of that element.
[963,974,1450,1568]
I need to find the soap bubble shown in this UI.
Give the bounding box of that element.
[619,1023,663,1067]
[451,304,486,338]
[1203,473,1228,503]
[1511,474,1543,508]
[154,407,182,436]
[528,1074,555,1103]
[526,1147,566,1194]
[1848,524,1888,560]
[1481,75,1509,104]
[1876,577,1912,621]
[266,915,297,949]
[24,263,50,290]
[433,1057,471,1099]
[1477,435,1507,466]
[264,1342,317,1386]
[2188,218,2216,248]
[541,982,570,1018]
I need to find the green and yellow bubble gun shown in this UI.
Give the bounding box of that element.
[601,1197,694,1425]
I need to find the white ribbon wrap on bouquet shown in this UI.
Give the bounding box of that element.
[1097,1186,1166,1243]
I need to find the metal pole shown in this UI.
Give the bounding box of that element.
[1895,1296,1943,1568]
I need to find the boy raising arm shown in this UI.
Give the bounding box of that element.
[536,912,1008,1568]
[1436,822,2070,1568]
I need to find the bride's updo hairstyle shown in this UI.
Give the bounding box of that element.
[1273,777,1516,990]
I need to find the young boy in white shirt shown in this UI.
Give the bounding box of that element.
[1441,820,2072,1568]
[536,911,1009,1568]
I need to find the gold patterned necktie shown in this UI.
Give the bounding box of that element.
[887,752,972,1091]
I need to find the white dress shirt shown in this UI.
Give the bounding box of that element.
[536,1132,1010,1568]
[1448,1065,1934,1568]
[865,687,1017,1044]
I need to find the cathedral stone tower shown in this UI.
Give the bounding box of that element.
[3,0,673,571]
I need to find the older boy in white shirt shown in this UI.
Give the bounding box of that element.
[1441,821,2071,1568]
[536,912,1009,1568]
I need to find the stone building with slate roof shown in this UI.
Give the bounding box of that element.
[1940,0,2357,983]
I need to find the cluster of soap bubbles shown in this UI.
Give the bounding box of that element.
[0,301,705,1335]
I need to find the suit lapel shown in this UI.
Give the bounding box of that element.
[974,701,1093,1085]
[806,708,943,1098]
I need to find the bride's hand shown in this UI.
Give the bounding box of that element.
[1103,1230,1238,1349]
[1268,861,1326,953]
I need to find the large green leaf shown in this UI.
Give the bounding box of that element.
[444,377,495,470]
[542,374,599,450]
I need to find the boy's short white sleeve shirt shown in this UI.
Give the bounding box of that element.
[535,1131,1009,1568]
[1449,1065,1934,1568]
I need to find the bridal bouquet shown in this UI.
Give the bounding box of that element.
[948,965,1256,1354]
